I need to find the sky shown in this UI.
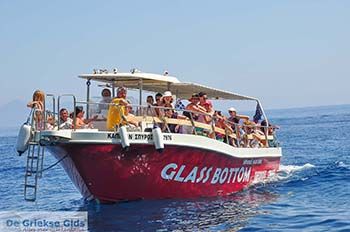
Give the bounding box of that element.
[1,1,350,110]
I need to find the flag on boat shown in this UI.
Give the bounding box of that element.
[253,103,263,123]
[175,99,186,110]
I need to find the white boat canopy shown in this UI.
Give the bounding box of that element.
[79,72,257,101]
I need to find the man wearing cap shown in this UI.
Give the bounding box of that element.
[227,107,250,140]
[227,107,249,124]
[106,87,129,130]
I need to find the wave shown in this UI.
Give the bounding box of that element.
[278,163,315,174]
[335,161,350,170]
[252,160,349,189]
[250,163,315,188]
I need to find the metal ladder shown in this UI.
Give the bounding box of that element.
[24,140,45,202]
[23,93,55,202]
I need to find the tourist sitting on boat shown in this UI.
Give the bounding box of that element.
[153,92,163,116]
[160,91,174,110]
[242,120,265,148]
[227,107,250,125]
[156,91,175,117]
[198,92,209,107]
[260,120,280,134]
[198,91,215,121]
[227,107,250,140]
[27,90,45,130]
[144,95,156,116]
[45,112,56,130]
[260,120,280,147]
[162,104,187,133]
[197,100,215,137]
[213,110,233,142]
[59,108,73,129]
[106,86,128,130]
[74,106,97,129]
[147,95,154,105]
[184,93,207,119]
[201,100,214,122]
[124,103,140,128]
[182,93,207,134]
[98,88,112,114]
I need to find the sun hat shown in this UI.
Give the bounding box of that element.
[160,91,173,102]
[163,91,172,97]
[228,107,236,112]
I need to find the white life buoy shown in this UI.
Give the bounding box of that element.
[119,126,130,148]
[16,124,32,155]
[152,127,164,151]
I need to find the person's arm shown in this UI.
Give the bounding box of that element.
[27,101,35,108]
[237,114,250,121]
[176,114,188,120]
[84,115,98,124]
[117,98,128,106]
[224,122,234,134]
[126,114,139,127]
[192,105,207,114]
[27,101,43,110]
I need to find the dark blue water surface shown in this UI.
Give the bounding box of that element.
[1,105,349,231]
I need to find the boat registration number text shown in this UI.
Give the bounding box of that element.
[107,133,172,141]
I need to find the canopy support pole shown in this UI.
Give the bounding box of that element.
[139,79,143,115]
[112,82,115,98]
[86,79,91,119]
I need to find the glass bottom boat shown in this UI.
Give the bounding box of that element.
[17,69,282,203]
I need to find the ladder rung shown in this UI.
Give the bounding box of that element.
[25,198,36,202]
[25,184,36,188]
[25,171,40,176]
[29,142,39,145]
[27,156,38,159]
[27,170,39,174]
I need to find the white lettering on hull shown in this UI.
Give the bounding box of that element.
[160,163,252,184]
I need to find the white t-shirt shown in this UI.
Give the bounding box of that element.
[59,118,73,129]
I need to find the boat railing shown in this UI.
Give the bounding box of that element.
[35,99,279,148]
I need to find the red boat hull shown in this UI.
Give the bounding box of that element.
[48,144,280,203]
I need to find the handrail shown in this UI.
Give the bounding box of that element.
[45,94,55,131]
[48,98,279,148]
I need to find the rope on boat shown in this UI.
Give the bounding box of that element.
[42,154,68,173]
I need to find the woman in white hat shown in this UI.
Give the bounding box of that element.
[160,91,174,107]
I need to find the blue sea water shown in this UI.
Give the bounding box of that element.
[0,105,350,231]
